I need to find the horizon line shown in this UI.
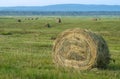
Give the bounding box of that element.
[0,3,120,7]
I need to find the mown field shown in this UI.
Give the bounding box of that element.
[0,16,120,79]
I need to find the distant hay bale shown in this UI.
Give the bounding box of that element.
[18,19,21,22]
[31,18,34,20]
[53,28,110,70]
[51,36,56,40]
[92,18,97,21]
[45,23,51,28]
[56,18,62,23]
[35,17,39,20]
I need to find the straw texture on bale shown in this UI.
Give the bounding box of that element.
[53,28,110,70]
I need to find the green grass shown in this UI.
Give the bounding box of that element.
[0,16,120,79]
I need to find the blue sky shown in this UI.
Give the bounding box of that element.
[0,0,120,6]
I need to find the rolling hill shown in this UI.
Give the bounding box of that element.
[0,4,120,11]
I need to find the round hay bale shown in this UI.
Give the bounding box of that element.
[18,19,21,22]
[45,23,51,28]
[53,28,110,70]
[56,18,62,23]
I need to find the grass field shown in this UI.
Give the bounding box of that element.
[0,16,120,79]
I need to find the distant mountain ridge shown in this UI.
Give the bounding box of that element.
[0,4,120,11]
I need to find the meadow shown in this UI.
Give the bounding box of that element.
[0,16,120,79]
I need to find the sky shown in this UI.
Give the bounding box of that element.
[0,0,120,6]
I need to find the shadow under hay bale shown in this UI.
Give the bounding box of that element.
[53,28,110,70]
[51,36,56,40]
[1,32,12,35]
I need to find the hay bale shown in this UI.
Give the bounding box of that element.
[53,28,110,70]
[18,19,21,22]
[45,23,51,28]
[56,18,62,23]
[35,17,39,20]
[92,18,97,21]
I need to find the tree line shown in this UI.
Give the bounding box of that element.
[0,11,120,16]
